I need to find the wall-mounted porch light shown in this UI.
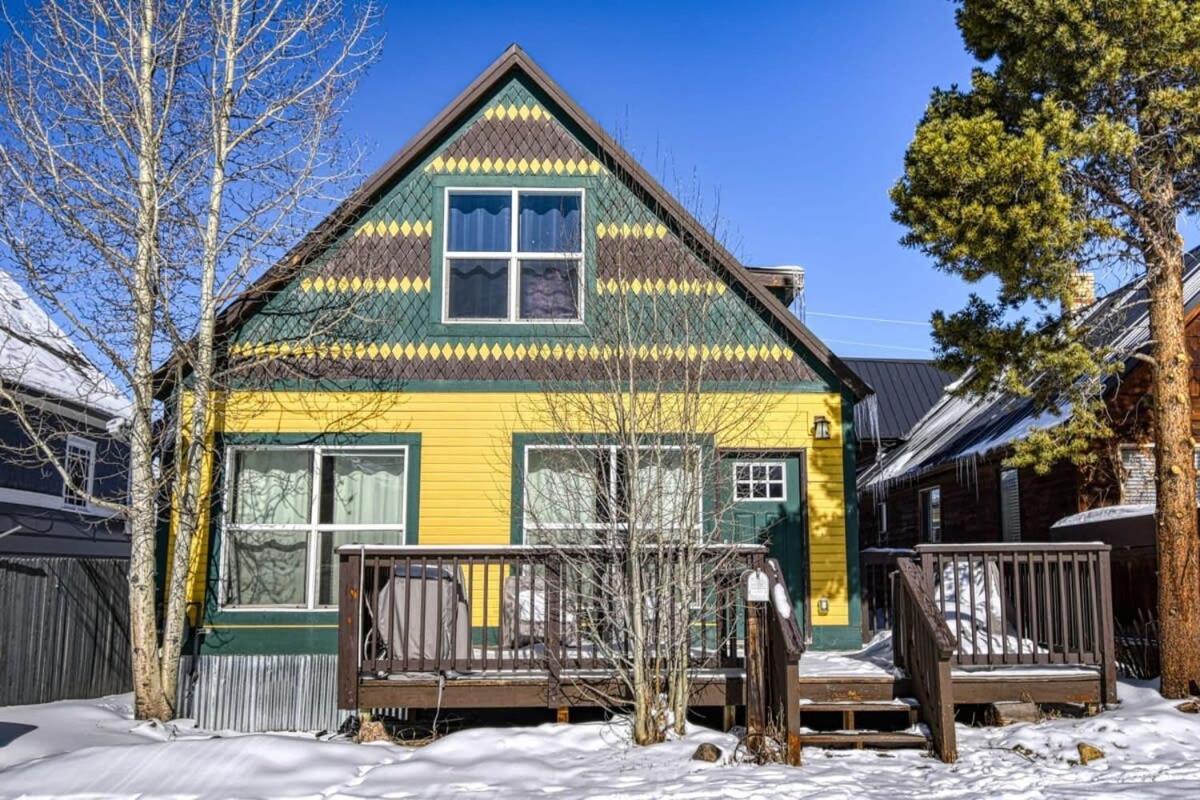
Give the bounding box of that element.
[813,415,832,440]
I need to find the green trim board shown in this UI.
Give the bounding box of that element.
[840,389,862,639]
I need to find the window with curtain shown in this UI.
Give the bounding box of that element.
[224,446,408,609]
[445,189,582,322]
[523,444,701,544]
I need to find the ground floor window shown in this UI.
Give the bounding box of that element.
[223,445,409,608]
[920,486,942,543]
[522,444,702,544]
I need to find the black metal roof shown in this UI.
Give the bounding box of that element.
[845,358,957,441]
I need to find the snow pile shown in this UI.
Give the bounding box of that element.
[935,559,1045,657]
[4,682,1200,798]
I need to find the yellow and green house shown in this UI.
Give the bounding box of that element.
[164,45,871,731]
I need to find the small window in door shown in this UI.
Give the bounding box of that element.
[876,501,888,539]
[920,486,941,543]
[732,461,787,502]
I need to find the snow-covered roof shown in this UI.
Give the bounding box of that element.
[868,249,1200,488]
[0,270,130,420]
[1051,504,1155,528]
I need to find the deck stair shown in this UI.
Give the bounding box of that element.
[797,698,930,751]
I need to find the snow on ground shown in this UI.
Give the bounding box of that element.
[2,681,1200,799]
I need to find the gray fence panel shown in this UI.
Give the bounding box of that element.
[0,557,131,706]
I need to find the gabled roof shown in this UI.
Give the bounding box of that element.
[868,249,1200,487]
[0,269,130,420]
[844,358,956,441]
[155,45,870,400]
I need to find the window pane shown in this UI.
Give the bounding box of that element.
[525,448,600,527]
[318,529,406,606]
[322,452,406,525]
[233,450,311,525]
[227,529,307,606]
[519,193,581,252]
[633,449,695,531]
[734,464,750,482]
[519,260,579,320]
[767,464,783,482]
[448,193,510,252]
[448,258,509,319]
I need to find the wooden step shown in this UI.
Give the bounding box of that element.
[796,675,911,702]
[797,699,918,714]
[800,731,930,750]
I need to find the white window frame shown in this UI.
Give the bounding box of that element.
[62,435,96,509]
[920,485,942,544]
[220,444,409,611]
[731,459,788,502]
[442,187,586,324]
[521,443,703,544]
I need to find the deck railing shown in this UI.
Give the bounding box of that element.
[860,548,914,640]
[336,543,772,705]
[892,558,957,762]
[916,543,1117,704]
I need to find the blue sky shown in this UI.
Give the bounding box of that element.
[343,0,987,358]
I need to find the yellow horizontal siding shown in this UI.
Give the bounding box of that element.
[182,390,850,626]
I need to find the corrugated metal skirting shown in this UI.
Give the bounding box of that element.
[177,653,351,732]
[0,556,132,706]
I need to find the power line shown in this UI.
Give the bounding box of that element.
[824,338,932,354]
[808,310,931,327]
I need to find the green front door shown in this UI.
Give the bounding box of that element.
[722,453,808,632]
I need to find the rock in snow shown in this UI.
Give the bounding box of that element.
[691,742,722,762]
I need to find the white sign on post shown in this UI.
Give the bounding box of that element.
[745,569,769,603]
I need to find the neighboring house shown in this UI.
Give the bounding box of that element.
[862,252,1200,604]
[0,267,132,705]
[0,268,131,556]
[156,46,872,731]
[846,357,956,473]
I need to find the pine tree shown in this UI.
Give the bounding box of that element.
[892,0,1200,697]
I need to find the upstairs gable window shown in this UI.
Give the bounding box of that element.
[63,435,96,509]
[444,189,583,322]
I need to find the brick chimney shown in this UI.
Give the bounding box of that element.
[1064,270,1096,313]
[748,265,806,320]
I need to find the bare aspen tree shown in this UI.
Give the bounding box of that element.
[162,0,378,716]
[520,177,785,744]
[0,0,377,718]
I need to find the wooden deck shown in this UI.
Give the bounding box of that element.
[336,542,1117,765]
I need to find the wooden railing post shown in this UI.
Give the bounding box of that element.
[1098,548,1118,706]
[744,558,767,756]
[337,548,362,711]
[545,552,562,709]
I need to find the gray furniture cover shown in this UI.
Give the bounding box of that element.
[375,564,470,665]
